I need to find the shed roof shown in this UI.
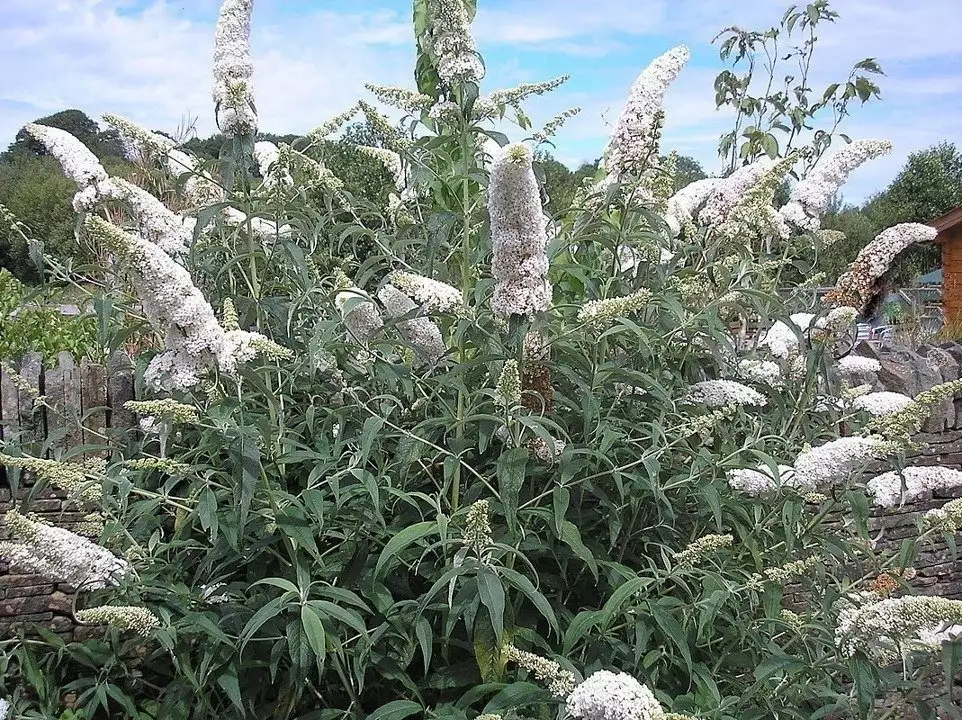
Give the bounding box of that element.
[933,205,962,244]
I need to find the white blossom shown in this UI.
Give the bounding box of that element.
[223,206,292,242]
[25,123,108,189]
[488,143,551,317]
[852,391,913,417]
[335,277,384,344]
[686,379,766,408]
[212,0,257,136]
[727,464,799,496]
[826,223,938,309]
[0,510,129,590]
[426,0,482,85]
[388,271,463,314]
[793,436,888,490]
[358,145,404,191]
[602,46,690,180]
[75,605,160,636]
[0,698,9,720]
[758,313,816,359]
[781,140,893,232]
[666,177,721,229]
[93,178,196,256]
[377,284,446,364]
[365,84,434,113]
[867,466,962,508]
[578,290,652,331]
[839,355,881,374]
[102,113,176,161]
[737,359,782,385]
[566,670,665,720]
[253,141,288,186]
[699,159,774,228]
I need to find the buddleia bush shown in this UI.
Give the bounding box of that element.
[3,1,962,719]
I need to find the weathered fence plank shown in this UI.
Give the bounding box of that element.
[108,350,135,448]
[80,357,107,458]
[18,352,44,447]
[0,363,19,442]
[59,353,83,456]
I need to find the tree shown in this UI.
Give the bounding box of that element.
[2,109,123,162]
[672,154,707,191]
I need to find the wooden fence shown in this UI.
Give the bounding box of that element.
[0,350,137,457]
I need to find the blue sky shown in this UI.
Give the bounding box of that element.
[1,0,960,204]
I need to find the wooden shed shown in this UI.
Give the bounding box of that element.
[934,206,962,323]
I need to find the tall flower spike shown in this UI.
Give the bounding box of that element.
[364,84,434,113]
[1,509,130,590]
[781,140,893,232]
[75,605,160,636]
[377,284,446,364]
[867,467,962,508]
[713,154,798,244]
[425,0,483,85]
[213,0,257,136]
[25,123,108,189]
[792,436,889,490]
[335,272,384,344]
[388,271,463,314]
[824,223,937,311]
[602,46,690,181]
[699,158,774,228]
[488,143,551,318]
[102,113,177,161]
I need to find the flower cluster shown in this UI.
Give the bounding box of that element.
[364,84,434,113]
[713,154,797,245]
[686,380,766,408]
[869,378,962,447]
[758,313,815,359]
[388,271,462,314]
[504,645,577,699]
[824,223,938,310]
[89,216,280,390]
[490,76,570,108]
[334,273,384,344]
[488,144,551,318]
[566,670,666,720]
[212,0,257,135]
[811,306,858,340]
[462,499,492,556]
[494,359,522,408]
[425,0,483,85]
[103,112,176,161]
[0,453,101,505]
[792,436,889,490]
[75,605,160,637]
[924,498,962,532]
[603,46,690,181]
[781,140,893,232]
[665,177,721,231]
[867,466,962,508]
[0,509,129,590]
[673,534,734,567]
[748,555,820,587]
[357,146,404,192]
[838,355,881,375]
[577,289,652,331]
[125,399,200,424]
[851,391,913,417]
[699,159,774,228]
[24,123,107,189]
[93,177,196,256]
[377,284,446,364]
[835,594,962,662]
[532,107,582,144]
[736,358,782,385]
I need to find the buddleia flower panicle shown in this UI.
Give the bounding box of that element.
[0,453,102,504]
[505,644,577,698]
[780,609,804,632]
[713,153,797,244]
[75,605,160,637]
[835,594,962,663]
[377,284,446,365]
[364,84,434,113]
[602,46,690,181]
[736,359,782,386]
[748,555,821,588]
[665,177,721,234]
[781,140,893,232]
[924,498,962,532]
[0,698,9,720]
[566,670,666,720]
[125,399,199,424]
[867,466,962,508]
[334,271,384,344]
[425,0,483,85]
[532,107,581,144]
[357,146,404,191]
[24,123,108,189]
[809,306,858,343]
[123,458,192,475]
[577,289,652,331]
[0,509,130,590]
[838,354,881,375]
[488,143,551,318]
[490,76,570,107]
[841,383,873,401]
[306,104,360,141]
[686,379,766,408]
[792,436,890,491]
[673,534,733,567]
[462,499,492,556]
[726,464,798,496]
[868,378,962,447]
[494,359,522,408]
[103,112,176,162]
[757,312,815,359]
[212,0,257,136]
[388,271,463,314]
[824,223,938,310]
[851,391,912,417]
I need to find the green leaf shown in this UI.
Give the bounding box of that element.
[375,520,438,577]
[365,700,423,720]
[301,605,327,668]
[500,567,557,634]
[559,520,598,579]
[497,447,527,532]
[477,569,506,645]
